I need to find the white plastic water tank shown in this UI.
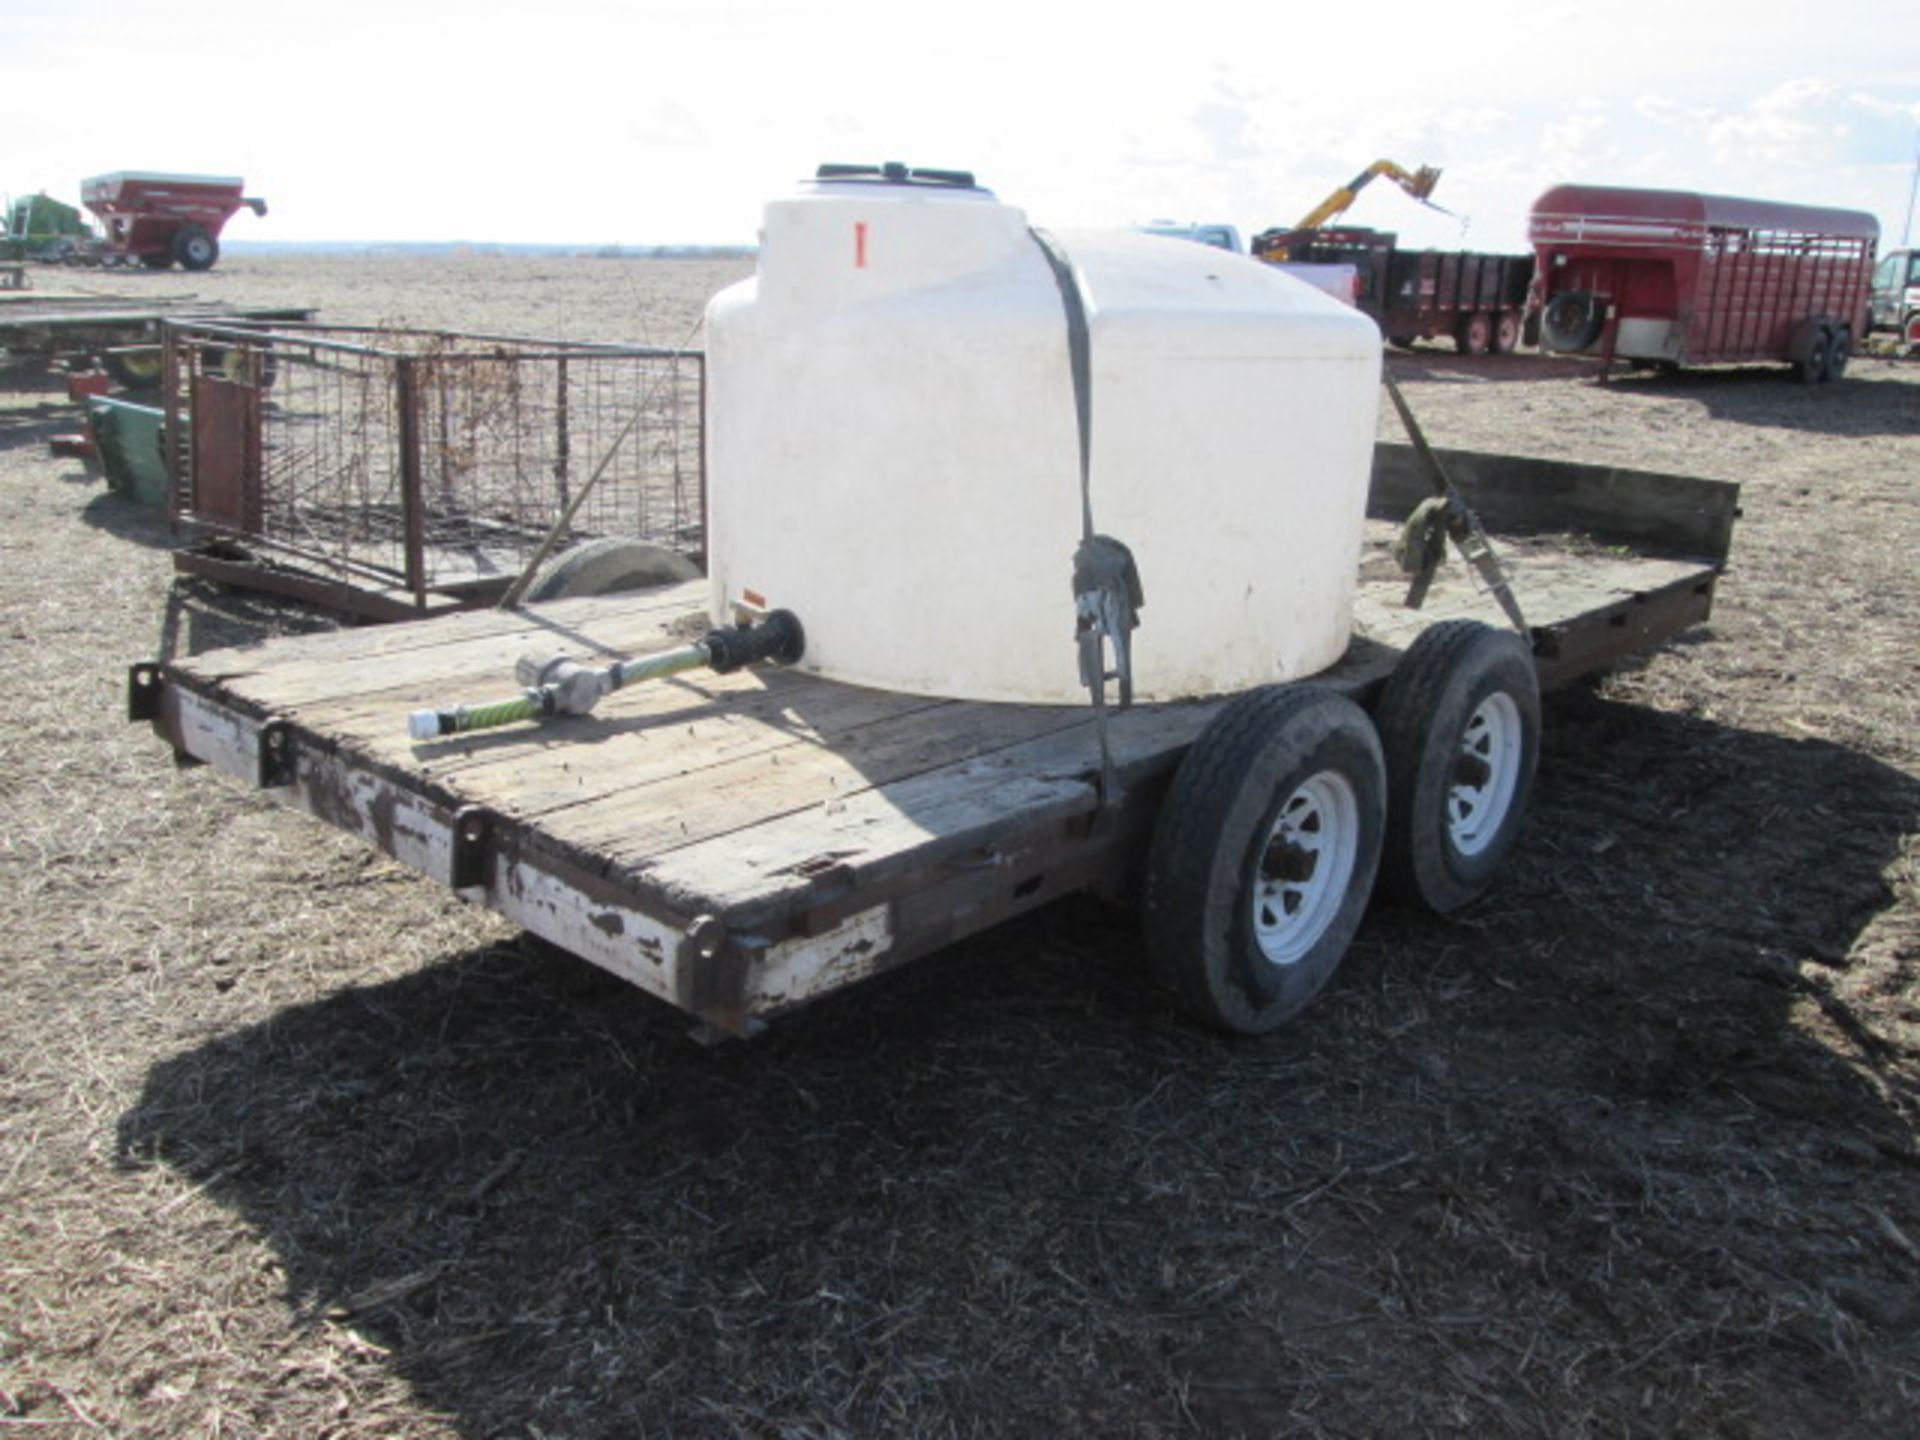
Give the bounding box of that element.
[705,166,1382,704]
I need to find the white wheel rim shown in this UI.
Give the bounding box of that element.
[1448,692,1523,857]
[1252,769,1361,967]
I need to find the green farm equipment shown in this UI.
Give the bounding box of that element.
[4,193,93,262]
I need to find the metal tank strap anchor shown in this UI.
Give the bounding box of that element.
[1381,372,1526,634]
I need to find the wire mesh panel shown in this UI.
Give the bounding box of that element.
[162,322,704,610]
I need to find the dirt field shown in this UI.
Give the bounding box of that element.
[2,254,1916,1439]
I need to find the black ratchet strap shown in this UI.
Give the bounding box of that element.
[1382,372,1525,633]
[1029,228,1144,805]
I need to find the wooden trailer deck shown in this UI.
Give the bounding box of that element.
[136,444,1738,1035]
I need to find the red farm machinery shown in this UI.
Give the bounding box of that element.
[1529,184,1879,383]
[80,172,266,272]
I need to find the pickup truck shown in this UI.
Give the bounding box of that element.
[1135,221,1243,253]
[1869,248,1920,352]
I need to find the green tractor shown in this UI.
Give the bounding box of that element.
[4,192,94,262]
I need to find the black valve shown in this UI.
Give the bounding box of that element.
[704,609,806,674]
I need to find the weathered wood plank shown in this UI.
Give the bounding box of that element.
[172,583,709,712]
[627,638,1408,933]
[354,674,957,829]
[556,698,1090,866]
[1370,442,1739,559]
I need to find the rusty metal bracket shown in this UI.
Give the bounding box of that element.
[256,719,295,788]
[451,806,493,890]
[127,662,163,722]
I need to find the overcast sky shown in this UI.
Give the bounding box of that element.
[5,0,1917,253]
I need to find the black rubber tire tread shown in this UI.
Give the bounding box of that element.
[1455,313,1492,355]
[1825,327,1850,381]
[523,536,701,602]
[1795,334,1828,386]
[1541,291,1603,351]
[1492,311,1521,354]
[1144,685,1385,1036]
[174,225,218,272]
[102,349,162,390]
[1373,619,1540,914]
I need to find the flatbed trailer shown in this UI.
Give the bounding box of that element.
[134,442,1738,1038]
[0,294,314,373]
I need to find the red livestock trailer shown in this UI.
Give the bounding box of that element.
[80,172,266,272]
[1528,184,1878,382]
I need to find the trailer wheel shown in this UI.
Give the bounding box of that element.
[1492,312,1521,354]
[522,536,701,602]
[1373,620,1539,913]
[202,342,278,389]
[1794,334,1829,386]
[1825,327,1851,381]
[1455,312,1492,355]
[174,225,218,272]
[1145,686,1385,1035]
[102,348,163,390]
[1541,291,1604,352]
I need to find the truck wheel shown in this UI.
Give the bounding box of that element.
[1824,327,1851,380]
[1145,686,1385,1035]
[1455,312,1492,355]
[1491,312,1521,354]
[1373,620,1539,913]
[522,536,701,602]
[173,225,219,272]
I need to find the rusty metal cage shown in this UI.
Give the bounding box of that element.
[160,321,704,619]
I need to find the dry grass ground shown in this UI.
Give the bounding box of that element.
[1,255,1916,1438]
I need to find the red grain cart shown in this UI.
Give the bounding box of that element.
[80,172,266,273]
[1529,184,1878,382]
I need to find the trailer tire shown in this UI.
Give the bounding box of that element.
[1373,620,1539,913]
[1541,291,1604,352]
[1144,686,1385,1035]
[102,348,163,390]
[1825,327,1851,380]
[522,537,701,602]
[1455,312,1492,355]
[174,225,218,272]
[1795,335,1829,386]
[1492,311,1521,354]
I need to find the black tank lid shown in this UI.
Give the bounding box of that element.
[815,162,979,189]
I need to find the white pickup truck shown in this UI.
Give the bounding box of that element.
[1869,248,1919,352]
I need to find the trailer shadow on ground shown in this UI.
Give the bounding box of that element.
[115,692,1920,1437]
[0,369,84,454]
[1596,361,1920,437]
[1386,352,1920,439]
[1386,351,1601,386]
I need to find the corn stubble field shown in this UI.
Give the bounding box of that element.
[1,254,1917,1438]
